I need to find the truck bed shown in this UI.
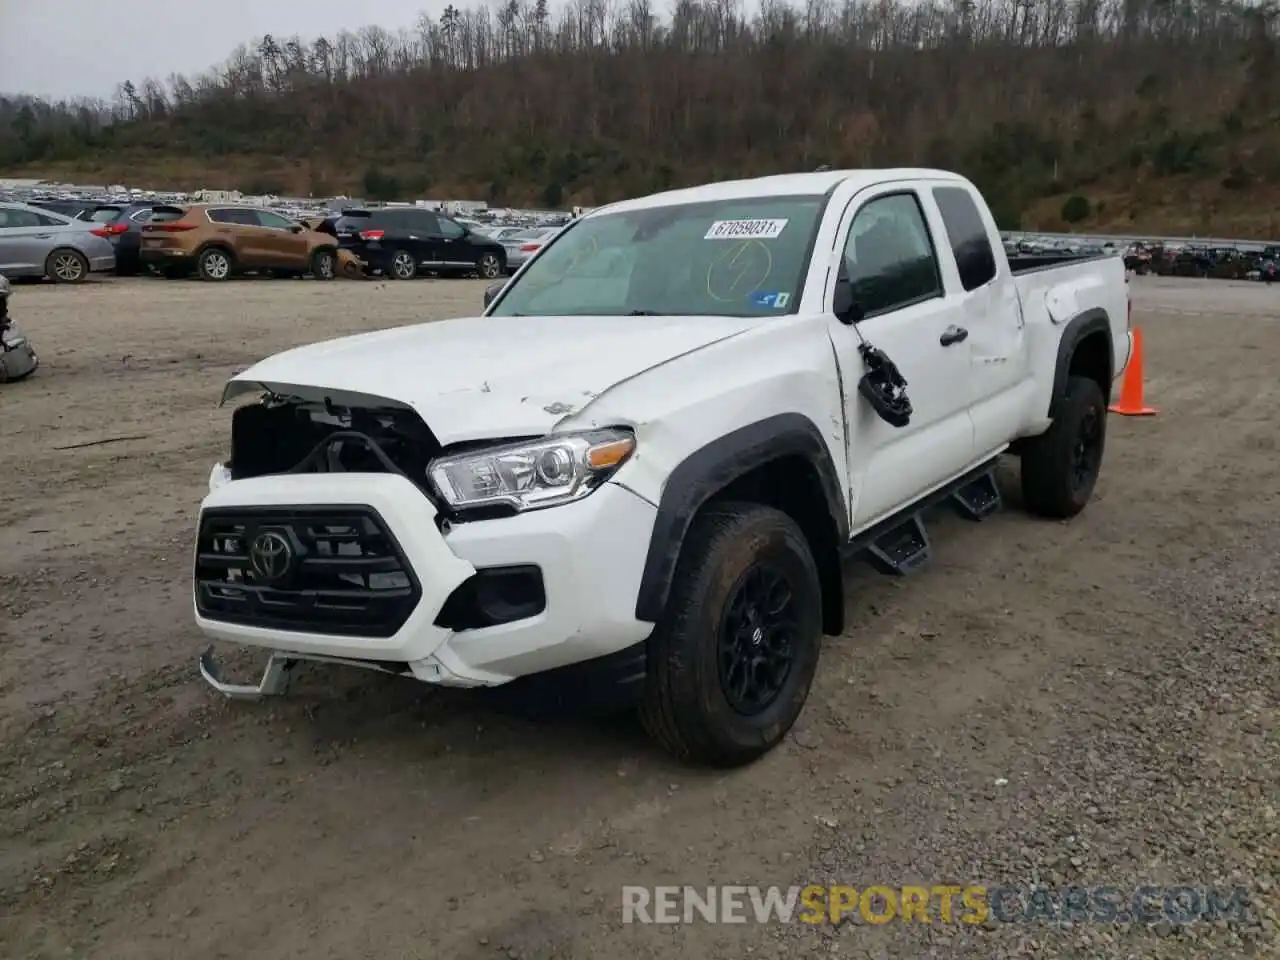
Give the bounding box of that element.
[1008,252,1117,275]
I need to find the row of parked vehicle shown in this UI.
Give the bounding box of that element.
[0,197,568,283]
[1122,241,1279,281]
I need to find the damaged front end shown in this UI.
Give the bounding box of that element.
[218,390,444,494]
[0,277,38,384]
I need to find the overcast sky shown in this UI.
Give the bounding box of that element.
[0,0,454,101]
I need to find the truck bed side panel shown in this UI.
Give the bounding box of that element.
[1014,255,1129,433]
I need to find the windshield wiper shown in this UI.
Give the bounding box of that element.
[626,309,667,316]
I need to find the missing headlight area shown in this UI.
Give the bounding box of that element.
[228,393,443,489]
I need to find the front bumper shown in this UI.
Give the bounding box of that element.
[0,321,38,382]
[194,472,657,687]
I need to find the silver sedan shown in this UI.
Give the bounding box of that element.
[501,226,562,274]
[0,202,117,282]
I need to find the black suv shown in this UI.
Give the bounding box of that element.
[328,208,506,280]
[83,202,160,275]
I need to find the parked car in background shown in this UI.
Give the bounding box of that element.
[479,225,528,242]
[139,205,339,281]
[83,202,160,275]
[501,226,562,274]
[331,207,506,280]
[0,202,116,283]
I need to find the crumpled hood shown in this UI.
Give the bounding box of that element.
[224,313,759,444]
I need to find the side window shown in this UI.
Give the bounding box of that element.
[0,209,45,228]
[254,210,293,229]
[932,186,997,291]
[34,212,66,226]
[208,208,243,225]
[438,217,466,239]
[130,208,154,223]
[373,211,408,232]
[396,210,430,233]
[841,193,942,317]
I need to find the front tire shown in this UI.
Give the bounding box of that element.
[310,249,336,281]
[1020,375,1108,519]
[46,248,88,283]
[639,502,823,768]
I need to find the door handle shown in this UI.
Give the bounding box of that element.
[940,325,969,347]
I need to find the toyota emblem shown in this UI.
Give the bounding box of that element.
[248,530,293,582]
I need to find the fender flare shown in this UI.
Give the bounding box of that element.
[195,241,237,263]
[1048,307,1114,418]
[633,413,848,623]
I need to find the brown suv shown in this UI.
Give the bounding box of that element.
[139,205,339,281]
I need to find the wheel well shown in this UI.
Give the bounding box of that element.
[707,456,845,636]
[1069,330,1113,404]
[46,246,85,262]
[197,242,235,261]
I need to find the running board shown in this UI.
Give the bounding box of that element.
[867,513,931,575]
[951,470,1002,521]
[843,459,1003,577]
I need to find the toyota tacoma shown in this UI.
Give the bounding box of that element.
[194,168,1132,767]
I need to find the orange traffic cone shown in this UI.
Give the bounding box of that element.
[1109,327,1157,416]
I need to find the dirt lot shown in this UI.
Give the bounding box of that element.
[1,275,1276,959]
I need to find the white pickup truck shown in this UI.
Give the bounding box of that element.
[195,168,1131,767]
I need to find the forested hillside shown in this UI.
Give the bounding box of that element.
[2,0,1279,236]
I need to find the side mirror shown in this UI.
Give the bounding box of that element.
[833,276,864,325]
[289,224,304,234]
[483,280,507,309]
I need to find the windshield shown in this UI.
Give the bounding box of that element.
[488,194,827,317]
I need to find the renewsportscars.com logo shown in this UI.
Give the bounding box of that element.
[621,885,1253,926]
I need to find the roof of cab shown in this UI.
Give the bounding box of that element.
[595,168,971,217]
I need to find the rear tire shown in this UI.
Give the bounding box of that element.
[1020,375,1108,519]
[389,250,417,280]
[477,252,502,280]
[639,502,823,768]
[46,248,88,283]
[197,247,233,282]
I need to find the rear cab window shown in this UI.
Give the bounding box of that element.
[931,187,997,291]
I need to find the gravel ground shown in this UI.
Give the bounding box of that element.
[0,274,1276,959]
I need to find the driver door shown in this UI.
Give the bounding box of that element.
[825,187,976,530]
[252,209,309,267]
[430,215,476,270]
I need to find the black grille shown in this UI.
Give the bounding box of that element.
[195,507,420,638]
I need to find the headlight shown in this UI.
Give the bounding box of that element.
[428,428,635,513]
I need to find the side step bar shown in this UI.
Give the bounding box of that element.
[844,459,1003,576]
